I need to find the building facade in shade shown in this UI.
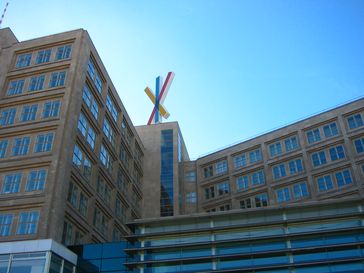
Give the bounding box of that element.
[0,27,144,246]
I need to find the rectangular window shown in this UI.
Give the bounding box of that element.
[269,142,282,157]
[78,113,96,149]
[79,192,88,217]
[103,119,115,146]
[7,79,24,96]
[255,193,268,207]
[204,166,213,178]
[26,170,46,191]
[96,176,111,205]
[100,145,112,173]
[106,94,118,122]
[35,49,51,64]
[293,182,309,199]
[17,211,39,235]
[34,133,54,153]
[67,182,78,207]
[217,181,230,196]
[87,59,103,93]
[347,114,363,130]
[12,137,30,156]
[62,221,73,245]
[115,198,125,221]
[0,214,13,236]
[329,145,345,161]
[236,175,249,191]
[43,101,61,118]
[72,144,92,180]
[28,75,45,91]
[251,170,265,185]
[215,160,228,175]
[249,149,262,163]
[82,85,99,120]
[285,136,299,152]
[49,71,66,88]
[323,122,339,138]
[185,171,196,182]
[289,159,304,175]
[204,186,215,200]
[240,198,252,209]
[93,208,108,235]
[0,140,8,158]
[354,138,364,154]
[16,53,32,68]
[335,169,353,187]
[276,187,291,203]
[0,108,16,126]
[56,45,72,60]
[273,164,287,179]
[186,192,197,203]
[2,173,22,193]
[20,105,38,122]
[311,151,327,167]
[307,128,321,144]
[234,153,247,169]
[317,175,334,192]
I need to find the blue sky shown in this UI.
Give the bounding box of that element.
[2,0,364,159]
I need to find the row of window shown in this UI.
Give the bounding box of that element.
[0,211,39,236]
[205,181,230,200]
[0,100,60,126]
[15,44,71,69]
[0,132,54,158]
[62,220,83,246]
[67,181,88,217]
[201,112,364,179]
[272,158,304,180]
[240,193,268,209]
[0,170,46,194]
[311,145,345,168]
[236,170,265,192]
[6,71,67,96]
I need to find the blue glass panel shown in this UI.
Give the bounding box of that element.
[295,265,330,273]
[101,258,125,271]
[102,242,128,258]
[294,252,327,262]
[82,244,103,259]
[218,258,253,269]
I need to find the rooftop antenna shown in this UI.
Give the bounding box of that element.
[0,1,9,28]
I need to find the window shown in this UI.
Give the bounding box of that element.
[236,175,249,191]
[354,138,364,154]
[307,128,321,144]
[56,45,72,60]
[0,214,13,236]
[67,182,88,217]
[269,142,282,157]
[289,159,304,175]
[204,186,215,200]
[273,164,286,179]
[204,166,213,178]
[49,71,66,88]
[77,112,96,149]
[347,114,363,130]
[7,79,24,95]
[215,161,227,175]
[0,140,8,158]
[217,181,230,196]
[2,173,22,193]
[87,58,103,93]
[17,211,39,235]
[249,149,262,163]
[323,122,339,138]
[329,145,345,161]
[251,170,265,185]
[67,182,78,207]
[115,198,125,221]
[255,193,268,207]
[117,169,128,193]
[285,136,299,152]
[219,204,231,211]
[234,153,247,169]
[0,108,16,126]
[42,101,61,118]
[26,170,46,191]
[28,75,45,91]
[100,145,112,172]
[20,105,37,122]
[185,171,196,182]
[82,85,99,120]
[12,137,30,156]
[293,182,309,199]
[103,119,115,146]
[93,208,108,235]
[35,49,51,64]
[317,175,334,192]
[276,187,291,203]
[72,144,92,180]
[335,170,352,187]
[79,193,88,217]
[16,53,32,68]
[96,176,111,205]
[240,198,252,209]
[186,192,197,203]
[62,222,73,245]
[34,133,54,153]
[311,151,327,167]
[106,94,118,122]
[119,145,129,168]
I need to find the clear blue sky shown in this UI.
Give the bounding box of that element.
[2,0,364,159]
